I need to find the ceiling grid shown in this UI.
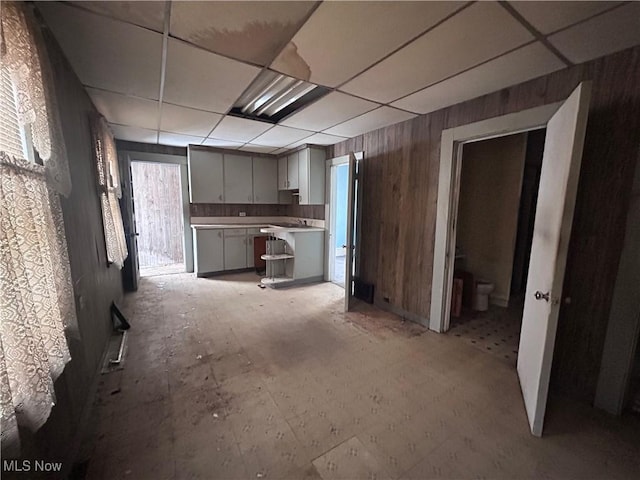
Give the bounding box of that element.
[37,1,640,150]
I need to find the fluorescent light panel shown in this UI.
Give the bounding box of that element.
[230,71,329,124]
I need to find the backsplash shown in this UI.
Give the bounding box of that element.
[190,203,325,220]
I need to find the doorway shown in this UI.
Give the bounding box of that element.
[449,130,544,367]
[130,161,185,277]
[431,83,591,437]
[329,163,349,287]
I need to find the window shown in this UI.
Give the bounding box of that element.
[1,2,77,456]
[0,68,33,162]
[91,114,128,268]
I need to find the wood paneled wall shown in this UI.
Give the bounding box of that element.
[328,46,640,402]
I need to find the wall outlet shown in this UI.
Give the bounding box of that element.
[239,212,246,217]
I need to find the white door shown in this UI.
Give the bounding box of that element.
[517,82,591,436]
[344,152,359,312]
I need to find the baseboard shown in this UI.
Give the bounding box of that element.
[62,329,113,479]
[268,275,324,289]
[196,267,257,278]
[373,297,430,328]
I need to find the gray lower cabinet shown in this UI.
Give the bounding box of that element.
[193,229,224,276]
[224,229,248,270]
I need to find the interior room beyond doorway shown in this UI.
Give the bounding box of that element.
[449,129,545,366]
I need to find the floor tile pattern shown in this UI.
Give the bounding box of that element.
[78,273,640,479]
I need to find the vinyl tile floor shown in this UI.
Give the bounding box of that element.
[448,302,524,367]
[80,272,640,480]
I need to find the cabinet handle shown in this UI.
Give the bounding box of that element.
[218,194,223,201]
[248,195,252,201]
[218,232,222,238]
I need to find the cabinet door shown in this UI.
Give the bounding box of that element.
[298,148,309,204]
[188,148,224,203]
[308,148,326,205]
[278,156,288,190]
[224,229,248,270]
[194,229,224,274]
[246,228,261,268]
[287,151,299,189]
[224,154,253,203]
[253,157,278,203]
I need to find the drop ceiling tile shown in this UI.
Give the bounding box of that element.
[239,144,279,154]
[393,43,566,115]
[510,1,620,35]
[170,1,316,66]
[271,1,465,87]
[324,107,416,138]
[549,3,640,65]
[160,104,222,137]
[110,124,158,144]
[280,92,379,132]
[251,126,314,147]
[38,2,162,99]
[67,1,166,33]
[159,131,205,147]
[209,116,274,143]
[201,138,244,149]
[340,2,533,103]
[163,38,260,113]
[271,148,289,156]
[87,88,159,130]
[286,133,347,149]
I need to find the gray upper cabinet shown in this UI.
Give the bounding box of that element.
[278,156,288,190]
[298,147,326,205]
[188,148,224,203]
[224,154,253,204]
[253,157,278,204]
[278,152,300,191]
[287,151,299,190]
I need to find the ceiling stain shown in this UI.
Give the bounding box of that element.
[180,20,296,66]
[170,2,317,66]
[274,41,311,82]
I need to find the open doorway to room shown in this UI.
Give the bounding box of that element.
[327,157,349,287]
[130,161,185,277]
[328,162,349,287]
[448,129,545,367]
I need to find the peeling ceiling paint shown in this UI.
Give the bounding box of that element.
[273,42,312,82]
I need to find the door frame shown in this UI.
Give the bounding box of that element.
[429,103,561,333]
[324,152,363,284]
[120,150,193,273]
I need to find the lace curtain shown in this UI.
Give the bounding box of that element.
[0,2,77,455]
[1,1,71,196]
[91,114,128,268]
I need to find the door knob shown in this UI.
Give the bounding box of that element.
[534,291,550,302]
